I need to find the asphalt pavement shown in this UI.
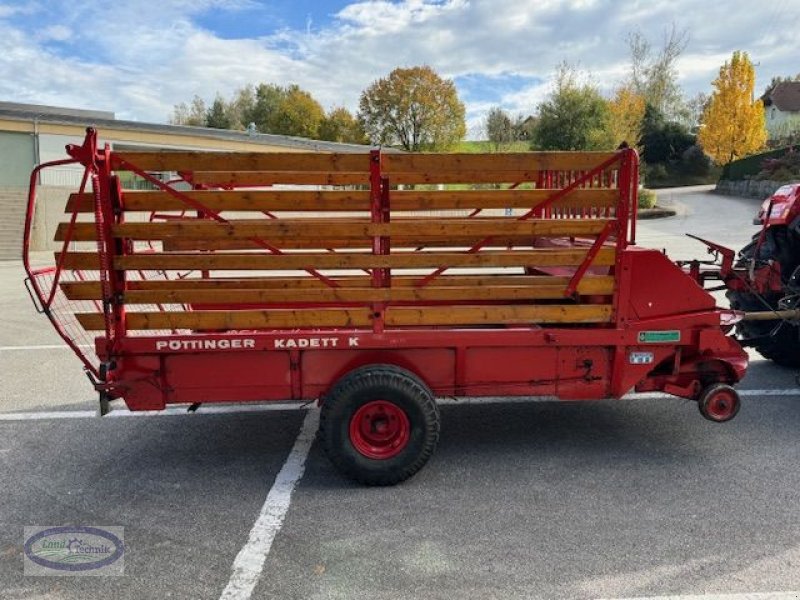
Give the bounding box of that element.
[2,188,800,599]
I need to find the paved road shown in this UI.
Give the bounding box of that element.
[2,189,800,599]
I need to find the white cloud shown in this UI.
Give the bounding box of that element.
[0,0,797,131]
[39,24,71,42]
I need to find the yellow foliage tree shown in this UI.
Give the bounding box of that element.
[607,86,646,150]
[698,51,767,164]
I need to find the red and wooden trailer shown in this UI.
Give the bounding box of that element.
[23,128,747,484]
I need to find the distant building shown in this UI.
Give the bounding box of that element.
[0,102,376,258]
[761,81,800,139]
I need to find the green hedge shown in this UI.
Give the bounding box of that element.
[722,145,800,180]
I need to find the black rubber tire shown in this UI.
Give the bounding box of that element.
[727,288,800,367]
[698,383,741,423]
[319,365,440,486]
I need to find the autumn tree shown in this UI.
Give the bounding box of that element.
[267,85,325,138]
[358,66,466,151]
[606,86,646,149]
[319,107,367,144]
[485,107,514,150]
[532,64,613,151]
[698,51,767,164]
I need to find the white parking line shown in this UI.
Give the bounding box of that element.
[219,409,319,600]
[599,592,800,600]
[0,344,92,351]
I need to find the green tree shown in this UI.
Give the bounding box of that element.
[485,107,514,150]
[358,65,466,151]
[319,107,367,144]
[532,64,613,151]
[640,104,695,164]
[205,95,232,129]
[698,51,767,164]
[227,85,257,130]
[267,85,325,138]
[247,83,284,132]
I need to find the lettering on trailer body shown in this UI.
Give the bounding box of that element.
[154,338,256,352]
[273,337,360,349]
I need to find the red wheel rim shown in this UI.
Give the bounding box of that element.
[349,400,410,459]
[705,388,737,420]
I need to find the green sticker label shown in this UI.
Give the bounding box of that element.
[638,330,681,343]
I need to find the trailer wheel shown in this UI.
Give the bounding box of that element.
[320,365,440,486]
[698,383,741,423]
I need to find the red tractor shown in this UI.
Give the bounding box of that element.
[690,183,800,366]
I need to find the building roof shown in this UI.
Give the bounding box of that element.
[762,81,800,112]
[0,101,388,153]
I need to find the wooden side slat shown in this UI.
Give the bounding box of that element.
[119,283,612,304]
[56,247,616,271]
[65,188,618,213]
[190,171,370,186]
[111,151,619,180]
[382,152,618,174]
[113,151,371,173]
[56,218,612,242]
[75,304,613,331]
[61,275,615,298]
[192,170,544,186]
[160,236,580,252]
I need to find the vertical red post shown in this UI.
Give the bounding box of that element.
[369,150,386,333]
[629,149,639,245]
[94,144,127,353]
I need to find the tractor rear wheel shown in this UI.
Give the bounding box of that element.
[727,289,800,367]
[319,365,440,486]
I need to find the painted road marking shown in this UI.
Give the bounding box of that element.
[218,409,319,600]
[0,344,92,351]
[2,389,800,422]
[599,592,800,600]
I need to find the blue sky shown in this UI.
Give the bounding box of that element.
[0,0,797,137]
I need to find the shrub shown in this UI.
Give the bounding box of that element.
[638,188,657,209]
[754,150,800,181]
[681,144,712,176]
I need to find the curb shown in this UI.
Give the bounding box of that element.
[637,206,677,220]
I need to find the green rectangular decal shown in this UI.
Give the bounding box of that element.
[638,330,681,343]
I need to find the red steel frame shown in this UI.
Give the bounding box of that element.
[23,129,748,412]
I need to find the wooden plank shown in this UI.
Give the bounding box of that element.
[119,283,614,304]
[56,247,616,271]
[65,190,372,213]
[160,235,571,251]
[75,304,613,331]
[56,218,612,242]
[65,188,618,213]
[190,171,370,186]
[113,151,371,173]
[61,275,615,299]
[383,152,619,174]
[114,151,617,177]
[192,170,546,186]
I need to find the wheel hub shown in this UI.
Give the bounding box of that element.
[349,400,410,459]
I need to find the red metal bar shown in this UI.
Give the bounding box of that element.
[563,221,615,297]
[369,150,385,333]
[44,165,91,308]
